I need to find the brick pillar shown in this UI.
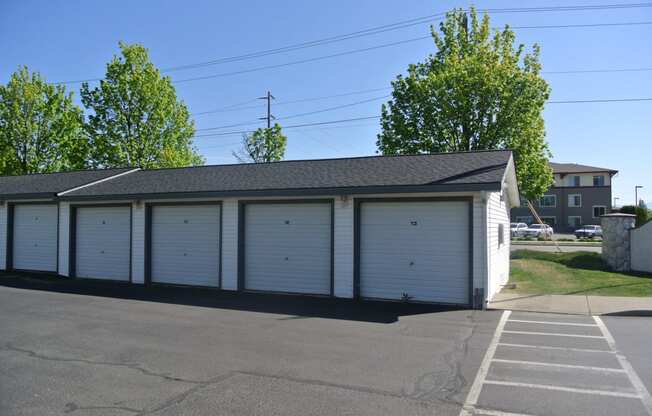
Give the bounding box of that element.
[601,213,636,272]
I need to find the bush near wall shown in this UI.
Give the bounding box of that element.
[618,205,649,227]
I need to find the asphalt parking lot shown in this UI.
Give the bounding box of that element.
[460,311,652,416]
[1,274,650,416]
[0,274,499,416]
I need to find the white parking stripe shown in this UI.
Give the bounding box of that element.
[497,342,615,354]
[465,406,536,416]
[491,358,626,373]
[458,310,512,416]
[508,319,598,327]
[594,316,652,415]
[483,380,641,398]
[502,330,604,339]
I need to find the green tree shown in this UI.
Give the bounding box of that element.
[81,42,203,169]
[233,124,287,163]
[377,8,553,199]
[620,205,649,227]
[0,66,86,175]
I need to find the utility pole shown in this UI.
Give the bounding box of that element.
[613,197,619,208]
[258,90,275,128]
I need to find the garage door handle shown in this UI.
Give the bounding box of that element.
[183,253,188,256]
[285,257,289,261]
[409,261,414,266]
[100,250,105,254]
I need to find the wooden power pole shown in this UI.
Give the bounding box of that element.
[258,90,275,128]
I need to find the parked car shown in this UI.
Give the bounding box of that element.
[523,223,554,239]
[574,225,603,239]
[510,222,529,237]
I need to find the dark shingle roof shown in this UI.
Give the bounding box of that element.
[0,168,133,199]
[550,162,617,174]
[60,151,511,200]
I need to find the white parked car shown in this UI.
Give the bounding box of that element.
[510,222,528,237]
[523,223,554,239]
[575,225,603,239]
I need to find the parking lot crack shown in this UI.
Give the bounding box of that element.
[2,343,206,385]
[64,402,142,414]
[405,311,478,403]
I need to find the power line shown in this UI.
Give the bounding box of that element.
[195,94,390,132]
[192,66,652,117]
[192,116,381,138]
[548,97,652,103]
[543,67,652,74]
[133,3,652,73]
[192,96,652,137]
[53,2,652,85]
[192,87,392,116]
[169,22,652,84]
[276,94,390,121]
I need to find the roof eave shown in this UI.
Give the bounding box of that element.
[0,193,57,201]
[58,182,503,201]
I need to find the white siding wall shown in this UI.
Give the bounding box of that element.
[0,204,6,270]
[631,221,652,273]
[46,191,499,307]
[58,202,70,276]
[131,204,145,284]
[486,191,510,301]
[221,199,239,290]
[472,195,486,302]
[333,198,354,298]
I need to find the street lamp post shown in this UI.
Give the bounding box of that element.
[635,185,643,206]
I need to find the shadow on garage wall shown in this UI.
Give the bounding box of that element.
[0,272,464,323]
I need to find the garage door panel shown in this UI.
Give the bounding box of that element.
[151,205,220,287]
[360,201,470,304]
[76,207,131,281]
[13,204,58,272]
[244,203,331,295]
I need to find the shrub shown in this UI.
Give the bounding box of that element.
[620,205,649,227]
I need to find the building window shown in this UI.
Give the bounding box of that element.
[568,216,582,229]
[593,206,606,218]
[520,196,530,206]
[516,216,533,224]
[498,224,505,246]
[539,195,556,208]
[540,216,557,226]
[571,176,580,186]
[593,175,605,186]
[568,194,582,207]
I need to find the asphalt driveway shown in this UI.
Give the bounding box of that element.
[0,274,500,416]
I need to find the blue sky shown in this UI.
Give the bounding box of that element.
[1,0,650,205]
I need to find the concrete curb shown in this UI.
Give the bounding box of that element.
[489,293,652,316]
[512,241,602,247]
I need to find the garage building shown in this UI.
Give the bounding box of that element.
[0,151,518,308]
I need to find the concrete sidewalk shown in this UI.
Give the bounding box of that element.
[488,292,652,316]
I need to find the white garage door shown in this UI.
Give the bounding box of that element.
[76,206,131,281]
[244,202,331,295]
[151,204,220,287]
[359,200,470,304]
[13,204,58,272]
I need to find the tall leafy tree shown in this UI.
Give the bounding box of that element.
[81,42,203,169]
[0,66,86,175]
[233,124,286,163]
[377,8,553,199]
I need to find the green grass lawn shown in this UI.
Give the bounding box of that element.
[505,250,652,297]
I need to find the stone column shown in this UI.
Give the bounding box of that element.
[601,213,636,272]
